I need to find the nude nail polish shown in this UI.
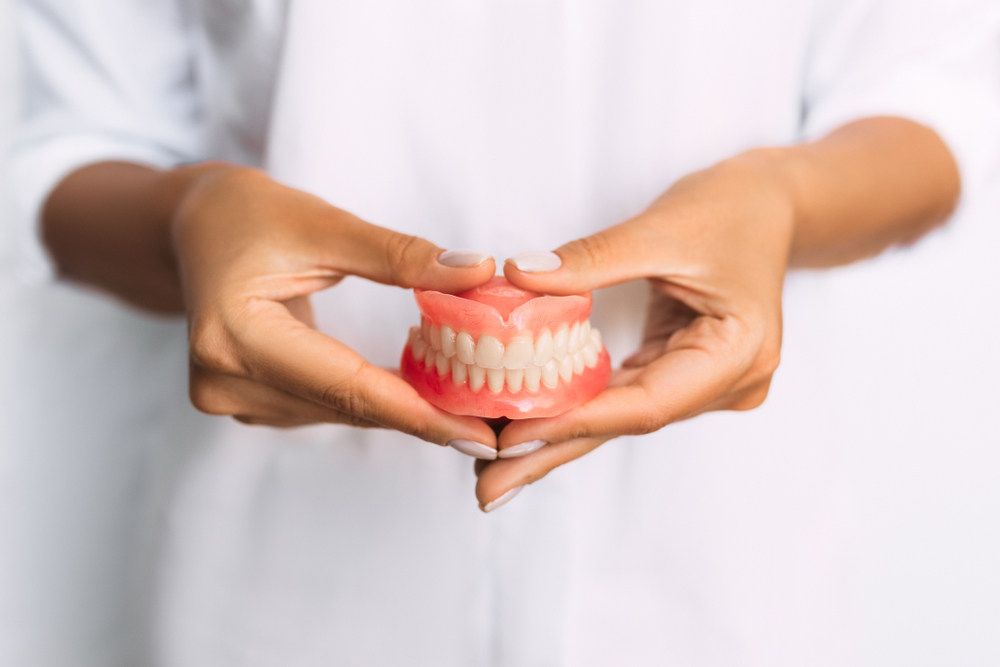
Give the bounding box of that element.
[507,251,562,272]
[438,249,491,268]
[498,440,548,459]
[482,485,524,513]
[448,439,498,460]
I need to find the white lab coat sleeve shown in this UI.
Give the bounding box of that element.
[9,0,204,283]
[801,0,1000,198]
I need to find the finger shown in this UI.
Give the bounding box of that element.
[475,436,608,511]
[232,300,499,448]
[191,367,383,428]
[497,316,753,447]
[320,214,496,292]
[503,216,689,295]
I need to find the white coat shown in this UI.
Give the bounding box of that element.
[5,1,1000,665]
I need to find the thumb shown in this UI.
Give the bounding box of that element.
[332,215,496,292]
[503,219,667,295]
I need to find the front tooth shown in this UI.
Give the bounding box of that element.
[506,368,524,393]
[572,351,585,375]
[533,328,553,365]
[553,325,569,359]
[456,332,476,364]
[411,336,428,363]
[486,368,505,394]
[451,358,467,385]
[435,351,450,376]
[559,355,574,381]
[568,322,582,352]
[542,360,559,388]
[469,365,486,392]
[581,320,591,343]
[440,325,457,358]
[523,366,541,392]
[582,342,598,368]
[429,324,442,351]
[504,336,534,369]
[475,335,505,369]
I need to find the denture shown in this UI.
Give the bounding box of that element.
[401,277,611,419]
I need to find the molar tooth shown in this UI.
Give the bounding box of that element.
[523,366,541,392]
[590,328,603,348]
[475,335,505,370]
[559,355,574,382]
[505,368,524,394]
[504,336,534,369]
[568,322,582,352]
[440,325,457,358]
[469,364,486,392]
[533,328,553,365]
[582,342,598,368]
[411,336,429,363]
[435,351,450,376]
[542,360,559,388]
[553,324,569,359]
[572,351,585,375]
[456,331,476,365]
[429,324,442,351]
[451,359,467,385]
[486,368,506,394]
[421,319,432,346]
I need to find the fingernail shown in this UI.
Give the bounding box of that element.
[498,440,548,459]
[507,251,562,273]
[448,439,497,460]
[481,486,525,513]
[438,249,491,268]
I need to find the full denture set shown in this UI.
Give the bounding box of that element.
[401,277,611,419]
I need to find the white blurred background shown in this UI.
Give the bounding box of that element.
[1,1,999,666]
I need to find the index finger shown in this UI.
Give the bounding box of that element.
[238,300,498,448]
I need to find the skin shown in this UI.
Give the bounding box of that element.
[41,116,959,511]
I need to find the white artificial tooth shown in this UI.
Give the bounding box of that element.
[411,336,428,363]
[590,328,603,348]
[429,324,442,351]
[408,326,421,345]
[475,335,505,369]
[469,364,486,392]
[568,322,582,352]
[440,325,457,358]
[421,319,432,346]
[505,368,524,394]
[486,368,505,394]
[533,328,553,365]
[559,355,574,382]
[523,366,541,392]
[581,320,591,342]
[572,351,585,375]
[435,351,450,376]
[504,336,534,369]
[456,332,476,365]
[553,324,569,359]
[582,341,598,368]
[542,360,560,388]
[451,358,467,385]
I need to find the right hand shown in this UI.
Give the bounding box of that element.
[170,163,499,448]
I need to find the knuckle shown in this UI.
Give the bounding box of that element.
[188,317,243,376]
[564,233,613,270]
[385,233,428,287]
[189,375,235,416]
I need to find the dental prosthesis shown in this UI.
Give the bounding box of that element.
[401,277,611,419]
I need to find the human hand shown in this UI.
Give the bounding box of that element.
[170,163,499,449]
[474,153,795,511]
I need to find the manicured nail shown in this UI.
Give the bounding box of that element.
[481,486,525,513]
[448,439,497,460]
[438,249,491,268]
[507,251,562,273]
[498,440,547,459]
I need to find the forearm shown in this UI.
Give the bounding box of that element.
[41,160,232,313]
[746,117,961,268]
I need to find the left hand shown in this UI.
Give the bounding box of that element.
[474,152,796,511]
